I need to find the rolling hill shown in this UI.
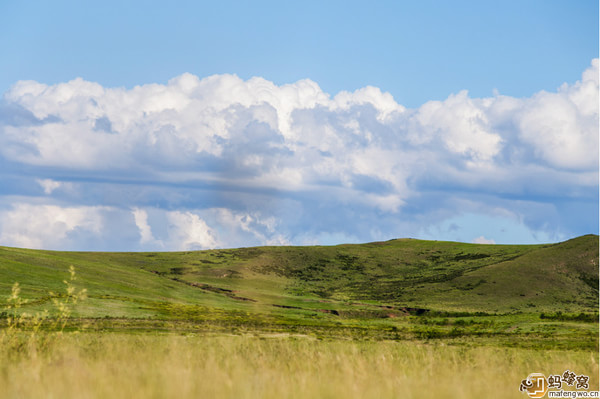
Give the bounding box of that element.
[0,235,596,321]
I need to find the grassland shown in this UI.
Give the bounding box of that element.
[1,333,597,399]
[0,235,598,398]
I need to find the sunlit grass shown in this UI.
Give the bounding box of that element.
[0,332,597,399]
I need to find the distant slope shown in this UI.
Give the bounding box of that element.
[0,235,597,320]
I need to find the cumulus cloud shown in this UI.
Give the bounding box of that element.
[37,179,63,195]
[129,207,287,251]
[515,64,599,170]
[472,236,496,245]
[0,59,597,250]
[409,90,503,162]
[0,203,105,249]
[132,208,157,246]
[166,211,219,251]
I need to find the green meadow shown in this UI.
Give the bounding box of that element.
[0,235,598,398]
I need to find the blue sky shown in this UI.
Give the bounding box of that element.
[1,0,597,106]
[0,1,598,250]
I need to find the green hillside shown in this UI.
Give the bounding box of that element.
[0,235,598,347]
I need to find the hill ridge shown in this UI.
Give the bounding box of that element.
[0,234,597,316]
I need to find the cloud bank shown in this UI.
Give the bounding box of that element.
[0,59,597,250]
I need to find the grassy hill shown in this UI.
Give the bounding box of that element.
[0,234,597,347]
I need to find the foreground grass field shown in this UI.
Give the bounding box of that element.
[1,332,598,399]
[0,235,598,397]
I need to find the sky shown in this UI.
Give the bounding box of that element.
[0,1,598,251]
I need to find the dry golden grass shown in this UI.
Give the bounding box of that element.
[0,333,597,399]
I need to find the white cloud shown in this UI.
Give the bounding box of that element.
[166,211,219,251]
[0,202,283,251]
[132,208,157,245]
[213,208,290,246]
[0,59,597,250]
[472,236,496,245]
[410,90,503,162]
[333,85,405,122]
[0,203,105,249]
[515,61,599,170]
[37,179,63,195]
[2,59,597,179]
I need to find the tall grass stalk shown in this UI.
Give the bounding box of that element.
[0,266,86,356]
